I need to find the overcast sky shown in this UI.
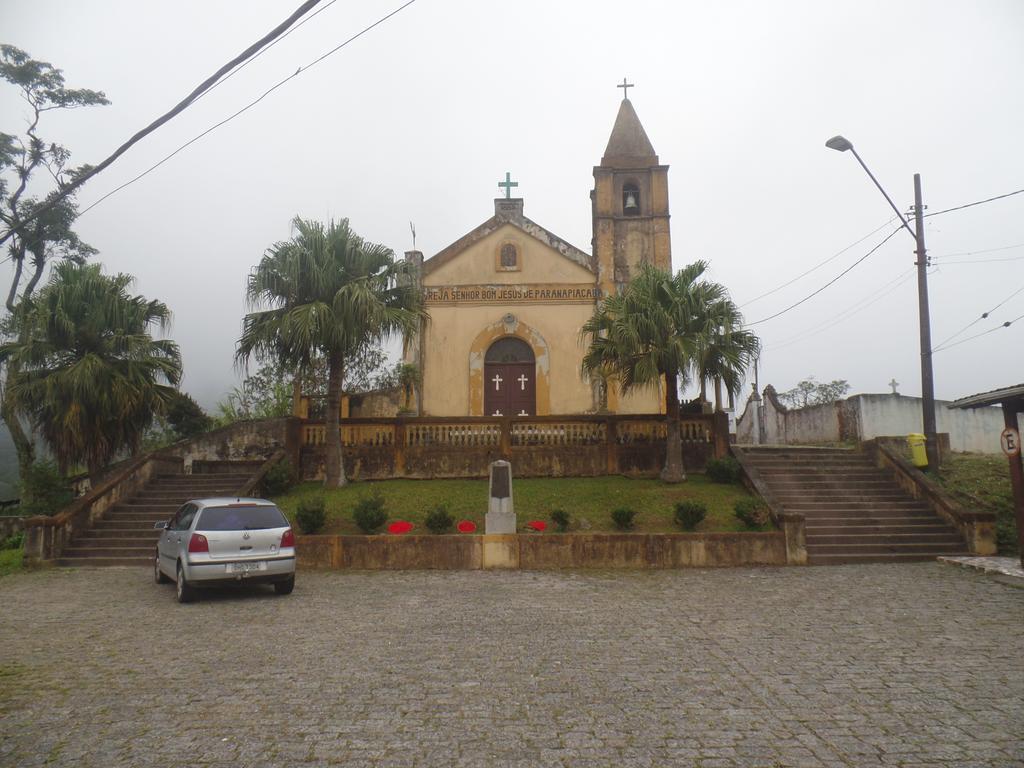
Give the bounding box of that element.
[3,0,1023,410]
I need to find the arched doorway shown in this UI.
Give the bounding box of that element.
[484,337,536,417]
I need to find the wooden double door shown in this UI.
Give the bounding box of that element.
[483,337,536,417]
[484,362,536,417]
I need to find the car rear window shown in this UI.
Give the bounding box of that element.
[196,505,289,531]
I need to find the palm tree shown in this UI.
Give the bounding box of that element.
[0,262,182,482]
[581,262,758,483]
[697,306,761,412]
[237,217,423,488]
[396,362,421,413]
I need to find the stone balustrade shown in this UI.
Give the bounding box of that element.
[299,412,729,480]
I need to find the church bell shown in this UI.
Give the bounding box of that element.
[624,190,639,212]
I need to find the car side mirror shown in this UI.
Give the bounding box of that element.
[154,521,169,530]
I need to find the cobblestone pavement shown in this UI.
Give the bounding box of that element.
[1,564,1021,768]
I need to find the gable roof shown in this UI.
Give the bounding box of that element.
[421,199,594,277]
[601,98,659,168]
[950,383,1024,409]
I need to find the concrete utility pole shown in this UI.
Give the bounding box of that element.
[826,136,940,469]
[912,174,940,469]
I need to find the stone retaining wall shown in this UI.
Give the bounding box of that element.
[296,530,792,570]
[864,439,997,555]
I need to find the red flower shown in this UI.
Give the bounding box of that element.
[526,520,547,532]
[388,520,413,534]
[456,520,477,533]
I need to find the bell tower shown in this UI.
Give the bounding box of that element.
[591,85,671,295]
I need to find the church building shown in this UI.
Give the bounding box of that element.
[405,91,672,418]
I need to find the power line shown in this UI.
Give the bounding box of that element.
[932,311,1024,354]
[766,268,915,351]
[75,0,419,219]
[747,227,902,326]
[194,0,341,105]
[933,255,1024,265]
[739,217,894,308]
[932,285,1024,351]
[0,0,325,248]
[924,187,1024,218]
[932,241,1024,259]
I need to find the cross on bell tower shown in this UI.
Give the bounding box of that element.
[591,81,671,293]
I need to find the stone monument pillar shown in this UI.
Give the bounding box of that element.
[485,460,516,534]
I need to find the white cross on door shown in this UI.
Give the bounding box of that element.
[518,409,529,416]
[492,374,503,391]
[518,374,529,390]
[492,409,503,416]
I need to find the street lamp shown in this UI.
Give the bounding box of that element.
[826,135,940,469]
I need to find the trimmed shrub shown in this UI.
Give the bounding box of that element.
[705,457,741,484]
[424,505,454,534]
[734,497,770,528]
[674,501,707,530]
[353,494,387,534]
[550,509,571,532]
[295,496,326,534]
[260,459,296,497]
[610,507,637,531]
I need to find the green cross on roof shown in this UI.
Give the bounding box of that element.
[498,171,518,199]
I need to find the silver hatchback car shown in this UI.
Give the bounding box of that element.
[154,498,296,603]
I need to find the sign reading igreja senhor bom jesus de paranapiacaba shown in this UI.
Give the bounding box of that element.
[423,284,603,305]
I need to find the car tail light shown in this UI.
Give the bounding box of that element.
[281,528,295,548]
[187,533,209,553]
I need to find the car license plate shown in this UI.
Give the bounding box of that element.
[228,561,266,573]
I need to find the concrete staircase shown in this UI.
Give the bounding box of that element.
[740,446,968,565]
[57,471,255,567]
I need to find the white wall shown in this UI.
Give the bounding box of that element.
[736,389,1020,454]
[855,394,1017,454]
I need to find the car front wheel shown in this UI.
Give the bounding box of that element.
[274,575,295,596]
[154,552,170,584]
[176,563,197,603]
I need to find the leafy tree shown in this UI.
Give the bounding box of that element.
[0,45,108,309]
[582,262,757,483]
[165,391,211,438]
[214,361,294,426]
[344,343,400,393]
[0,45,108,479]
[778,377,850,409]
[237,217,423,488]
[0,262,182,482]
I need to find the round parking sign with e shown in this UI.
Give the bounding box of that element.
[1001,427,1021,457]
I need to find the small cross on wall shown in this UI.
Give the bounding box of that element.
[889,378,900,395]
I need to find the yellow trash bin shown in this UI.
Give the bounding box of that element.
[907,433,928,468]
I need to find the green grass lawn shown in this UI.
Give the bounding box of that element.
[936,453,1018,555]
[272,474,761,535]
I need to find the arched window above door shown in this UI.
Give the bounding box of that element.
[485,336,534,364]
